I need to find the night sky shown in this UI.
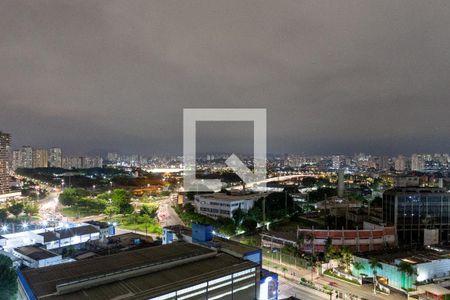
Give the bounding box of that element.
[1,1,449,155]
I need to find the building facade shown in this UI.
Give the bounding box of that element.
[194,193,260,219]
[20,146,33,168]
[261,223,396,254]
[48,147,62,168]
[0,132,11,195]
[383,187,450,246]
[33,148,48,168]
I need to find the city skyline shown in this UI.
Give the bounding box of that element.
[1,1,450,155]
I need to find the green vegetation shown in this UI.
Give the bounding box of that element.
[307,187,337,203]
[0,209,7,222]
[352,261,364,277]
[0,254,18,300]
[59,188,86,206]
[324,269,361,285]
[337,246,353,273]
[110,202,162,235]
[253,191,297,222]
[109,189,134,214]
[397,261,418,290]
[23,202,39,218]
[7,200,24,219]
[114,213,162,235]
[61,207,104,218]
[369,258,383,293]
[60,188,133,218]
[174,203,237,236]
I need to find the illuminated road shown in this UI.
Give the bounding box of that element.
[228,174,321,190]
[278,277,329,300]
[157,193,183,227]
[38,191,63,223]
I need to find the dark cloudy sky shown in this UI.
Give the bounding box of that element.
[1,0,450,155]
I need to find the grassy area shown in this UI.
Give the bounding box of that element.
[61,207,103,218]
[113,216,163,235]
[324,269,361,285]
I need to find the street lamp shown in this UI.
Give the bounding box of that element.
[1,224,8,232]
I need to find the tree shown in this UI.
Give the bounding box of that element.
[0,209,7,222]
[369,258,383,293]
[254,192,295,222]
[324,237,335,270]
[397,261,418,290]
[104,206,119,219]
[139,214,153,236]
[232,207,245,227]
[301,177,317,188]
[353,261,364,278]
[23,202,39,218]
[140,204,158,218]
[324,237,334,262]
[215,217,236,236]
[338,247,353,273]
[111,189,133,214]
[7,201,23,219]
[240,218,257,234]
[0,254,17,299]
[59,188,85,206]
[308,255,319,281]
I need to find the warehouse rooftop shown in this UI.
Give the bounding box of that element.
[21,242,257,299]
[14,246,59,261]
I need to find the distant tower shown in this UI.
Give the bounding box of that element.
[337,169,344,198]
[0,132,11,195]
[33,148,48,168]
[394,155,406,172]
[48,147,62,168]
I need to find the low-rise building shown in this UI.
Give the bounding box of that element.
[12,246,63,268]
[194,193,262,219]
[261,222,396,253]
[353,247,450,292]
[1,223,102,251]
[18,242,260,300]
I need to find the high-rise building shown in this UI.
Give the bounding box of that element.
[11,149,22,170]
[20,146,33,168]
[332,155,341,170]
[106,152,119,163]
[48,147,62,168]
[411,154,425,171]
[0,132,11,195]
[394,155,406,172]
[62,155,102,169]
[62,156,82,169]
[81,156,103,168]
[33,148,48,168]
[383,187,450,246]
[377,156,391,171]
